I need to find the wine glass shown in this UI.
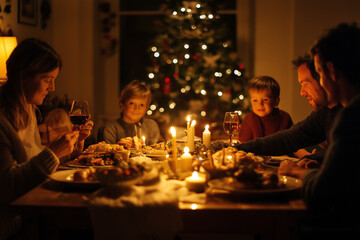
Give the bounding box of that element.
[223,112,240,146]
[69,100,90,150]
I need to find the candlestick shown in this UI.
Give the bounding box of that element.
[185,171,206,192]
[181,146,193,172]
[188,120,196,152]
[170,127,177,172]
[186,115,191,149]
[202,124,211,148]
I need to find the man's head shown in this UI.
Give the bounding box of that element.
[292,54,328,111]
[311,22,360,105]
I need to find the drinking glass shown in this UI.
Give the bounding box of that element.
[69,100,90,150]
[223,112,240,146]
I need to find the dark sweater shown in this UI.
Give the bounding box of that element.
[302,94,360,221]
[235,105,342,158]
[238,108,293,143]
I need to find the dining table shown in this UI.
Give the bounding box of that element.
[10,167,308,240]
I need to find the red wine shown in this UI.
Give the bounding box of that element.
[70,115,89,125]
[223,122,239,135]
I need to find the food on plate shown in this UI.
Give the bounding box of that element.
[72,167,96,182]
[211,147,260,170]
[227,165,285,189]
[117,136,144,150]
[84,141,126,153]
[96,161,150,186]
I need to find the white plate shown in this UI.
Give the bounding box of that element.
[65,160,114,168]
[145,154,167,161]
[49,170,100,188]
[207,175,301,197]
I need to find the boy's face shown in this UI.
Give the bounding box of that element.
[121,97,148,123]
[249,89,279,117]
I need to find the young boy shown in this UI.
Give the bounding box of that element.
[238,76,293,143]
[98,80,160,145]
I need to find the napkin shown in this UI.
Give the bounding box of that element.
[87,175,205,240]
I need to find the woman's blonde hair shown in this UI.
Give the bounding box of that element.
[119,80,151,107]
[0,38,62,131]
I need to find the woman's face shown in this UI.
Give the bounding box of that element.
[26,67,59,105]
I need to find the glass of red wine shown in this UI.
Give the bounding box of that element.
[69,100,90,150]
[223,112,240,146]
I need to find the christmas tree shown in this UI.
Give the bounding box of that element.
[146,0,250,133]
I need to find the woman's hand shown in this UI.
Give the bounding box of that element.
[297,158,321,169]
[77,120,93,142]
[48,131,79,158]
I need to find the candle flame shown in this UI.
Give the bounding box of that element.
[170,127,176,137]
[187,115,191,122]
[192,171,199,178]
[205,124,209,131]
[142,136,145,142]
[191,120,196,126]
[184,146,189,154]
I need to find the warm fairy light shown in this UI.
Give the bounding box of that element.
[170,127,176,137]
[234,70,241,76]
[159,107,164,113]
[172,11,177,15]
[218,91,223,96]
[169,102,176,109]
[151,46,157,52]
[173,59,178,64]
[187,8,192,13]
[214,72,222,77]
[154,52,160,57]
[185,85,190,91]
[166,59,172,64]
[147,110,152,115]
[148,73,154,79]
[200,15,206,19]
[239,94,244,100]
[191,25,196,29]
[196,3,201,8]
[184,44,189,49]
[226,69,232,74]
[150,104,156,110]
[181,7,186,12]
[201,89,207,95]
[208,14,214,19]
[223,42,229,48]
[181,88,186,93]
[184,54,190,59]
[201,111,206,117]
[185,76,191,81]
[201,44,207,50]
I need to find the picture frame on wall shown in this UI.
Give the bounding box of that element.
[18,0,37,26]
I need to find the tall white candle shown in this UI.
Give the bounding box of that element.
[203,124,211,148]
[181,146,193,172]
[142,136,146,146]
[186,115,191,149]
[189,120,196,152]
[170,127,177,171]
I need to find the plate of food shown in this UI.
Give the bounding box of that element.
[49,169,101,188]
[207,170,301,197]
[262,156,299,167]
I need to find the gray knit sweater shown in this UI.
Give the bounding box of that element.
[0,111,59,239]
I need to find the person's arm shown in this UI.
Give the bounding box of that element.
[235,109,329,156]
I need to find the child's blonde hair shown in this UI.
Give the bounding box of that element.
[248,76,280,99]
[119,80,152,106]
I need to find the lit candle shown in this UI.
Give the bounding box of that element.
[142,136,146,146]
[170,127,177,171]
[181,146,193,172]
[202,124,211,148]
[185,171,206,192]
[188,120,196,152]
[186,115,191,148]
